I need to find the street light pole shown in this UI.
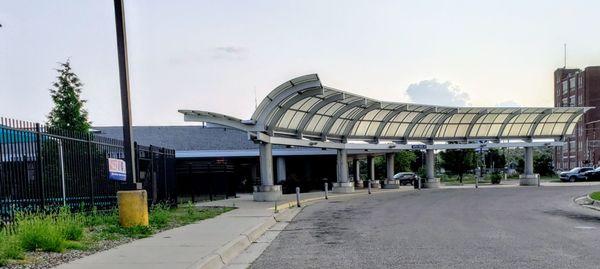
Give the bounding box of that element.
[113,0,137,189]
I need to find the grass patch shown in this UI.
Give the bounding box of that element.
[0,204,234,266]
[590,192,600,201]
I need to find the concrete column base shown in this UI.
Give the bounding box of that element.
[423,178,441,188]
[370,180,382,189]
[383,179,400,189]
[253,185,282,202]
[519,174,539,186]
[354,180,364,188]
[332,182,355,193]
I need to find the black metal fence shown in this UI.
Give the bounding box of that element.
[0,117,176,221]
[175,158,237,202]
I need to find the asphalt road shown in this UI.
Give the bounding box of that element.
[251,186,600,269]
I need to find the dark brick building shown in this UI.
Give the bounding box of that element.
[554,66,600,169]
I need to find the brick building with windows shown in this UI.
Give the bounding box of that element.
[554,66,600,169]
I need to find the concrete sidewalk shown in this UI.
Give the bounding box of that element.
[54,181,596,269]
[55,188,397,269]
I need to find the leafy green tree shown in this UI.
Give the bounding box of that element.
[395,151,417,172]
[534,152,554,176]
[47,60,90,132]
[439,149,477,183]
[484,148,506,170]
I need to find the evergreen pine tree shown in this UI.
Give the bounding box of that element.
[47,60,91,132]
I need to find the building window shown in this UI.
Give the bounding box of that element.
[570,77,576,91]
[562,81,569,93]
[569,96,576,106]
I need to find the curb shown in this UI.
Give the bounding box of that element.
[193,188,408,269]
[270,188,404,213]
[574,194,600,212]
[191,208,296,269]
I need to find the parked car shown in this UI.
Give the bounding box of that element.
[393,172,419,185]
[582,167,600,181]
[559,167,594,182]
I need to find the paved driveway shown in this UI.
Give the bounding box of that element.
[251,186,600,269]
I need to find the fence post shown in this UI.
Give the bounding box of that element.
[134,142,140,188]
[35,123,45,210]
[87,133,95,207]
[149,145,157,204]
[163,148,168,202]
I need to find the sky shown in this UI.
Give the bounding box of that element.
[1,0,599,126]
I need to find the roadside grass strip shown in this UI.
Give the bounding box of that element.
[0,203,234,267]
[589,191,600,201]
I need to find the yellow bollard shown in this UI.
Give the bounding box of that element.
[117,190,149,227]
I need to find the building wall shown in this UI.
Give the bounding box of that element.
[554,66,600,169]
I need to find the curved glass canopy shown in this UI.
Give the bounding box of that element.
[182,74,589,144]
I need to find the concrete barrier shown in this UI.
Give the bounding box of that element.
[117,190,149,227]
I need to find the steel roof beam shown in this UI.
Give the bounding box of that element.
[320,99,366,141]
[296,92,345,138]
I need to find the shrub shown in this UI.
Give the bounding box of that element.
[490,172,502,184]
[16,213,65,252]
[57,207,84,241]
[150,204,171,229]
[0,233,24,266]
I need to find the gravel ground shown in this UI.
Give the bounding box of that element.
[3,238,134,269]
[252,186,600,269]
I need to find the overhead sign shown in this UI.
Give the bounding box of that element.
[108,158,127,181]
[411,144,427,150]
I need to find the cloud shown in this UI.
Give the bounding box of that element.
[406,79,470,107]
[495,100,521,107]
[213,46,246,60]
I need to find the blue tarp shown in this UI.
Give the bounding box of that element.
[0,127,37,144]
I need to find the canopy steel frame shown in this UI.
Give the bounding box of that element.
[180,74,590,149]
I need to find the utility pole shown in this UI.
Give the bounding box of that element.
[113,0,137,189]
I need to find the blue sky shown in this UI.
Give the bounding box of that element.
[1,0,599,126]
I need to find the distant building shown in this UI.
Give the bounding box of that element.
[93,125,339,198]
[554,66,600,169]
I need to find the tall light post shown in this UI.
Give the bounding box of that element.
[113,0,148,228]
[113,0,137,189]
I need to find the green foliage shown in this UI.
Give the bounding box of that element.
[534,152,554,176]
[122,226,153,238]
[47,60,91,132]
[395,151,417,172]
[0,234,24,266]
[590,192,600,201]
[57,208,85,241]
[485,149,506,169]
[439,149,477,182]
[373,155,386,180]
[150,204,171,229]
[489,172,502,184]
[0,205,233,265]
[16,213,65,252]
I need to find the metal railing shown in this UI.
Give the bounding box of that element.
[0,117,176,221]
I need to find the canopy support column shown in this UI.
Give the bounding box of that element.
[424,149,440,188]
[384,153,400,189]
[353,158,363,188]
[276,157,286,183]
[333,149,354,193]
[367,155,380,188]
[520,146,537,186]
[253,142,282,201]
